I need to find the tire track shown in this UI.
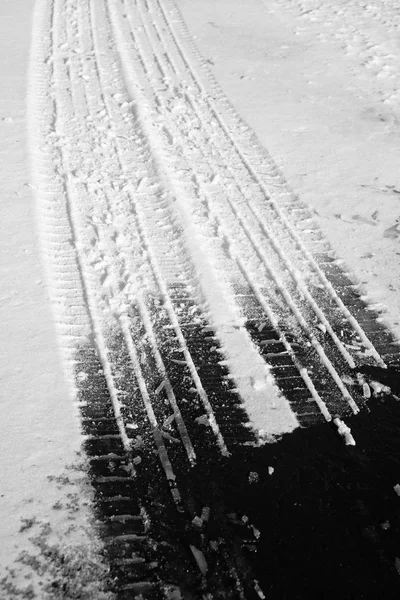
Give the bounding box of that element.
[157,0,400,368]
[109,0,297,435]
[31,0,269,596]
[29,0,400,596]
[151,0,395,363]
[112,0,358,421]
[75,0,256,588]
[115,0,400,422]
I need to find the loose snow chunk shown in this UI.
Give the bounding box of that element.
[161,431,180,443]
[396,558,400,576]
[171,358,187,365]
[126,422,139,430]
[155,380,166,394]
[394,484,400,497]
[192,516,203,529]
[363,383,371,399]
[254,581,266,599]
[189,545,208,575]
[76,371,88,382]
[333,417,356,446]
[317,323,327,334]
[370,380,391,396]
[163,414,175,428]
[195,414,209,427]
[268,466,275,476]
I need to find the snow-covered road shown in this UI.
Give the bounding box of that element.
[2,0,400,597]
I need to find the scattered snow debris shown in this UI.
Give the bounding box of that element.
[342,374,356,386]
[333,416,356,446]
[161,430,180,443]
[171,347,186,354]
[394,484,400,497]
[242,515,249,524]
[258,322,267,332]
[132,436,144,449]
[189,545,208,575]
[210,540,218,551]
[249,471,259,484]
[344,344,360,351]
[317,323,326,334]
[363,383,371,399]
[121,463,135,475]
[370,380,391,396]
[76,371,88,382]
[195,414,209,427]
[164,585,183,600]
[171,358,187,365]
[201,507,210,522]
[163,414,175,428]
[126,422,139,430]
[260,339,279,346]
[189,387,198,394]
[132,456,142,466]
[381,521,391,530]
[251,525,261,539]
[191,516,203,529]
[155,380,166,394]
[140,506,151,533]
[268,466,275,476]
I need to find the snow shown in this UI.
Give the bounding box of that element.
[2,0,400,590]
[333,416,356,446]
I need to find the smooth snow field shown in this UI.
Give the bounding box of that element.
[1,0,400,598]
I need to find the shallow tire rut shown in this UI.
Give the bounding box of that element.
[28,0,400,597]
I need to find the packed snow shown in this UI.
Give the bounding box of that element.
[1,0,400,595]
